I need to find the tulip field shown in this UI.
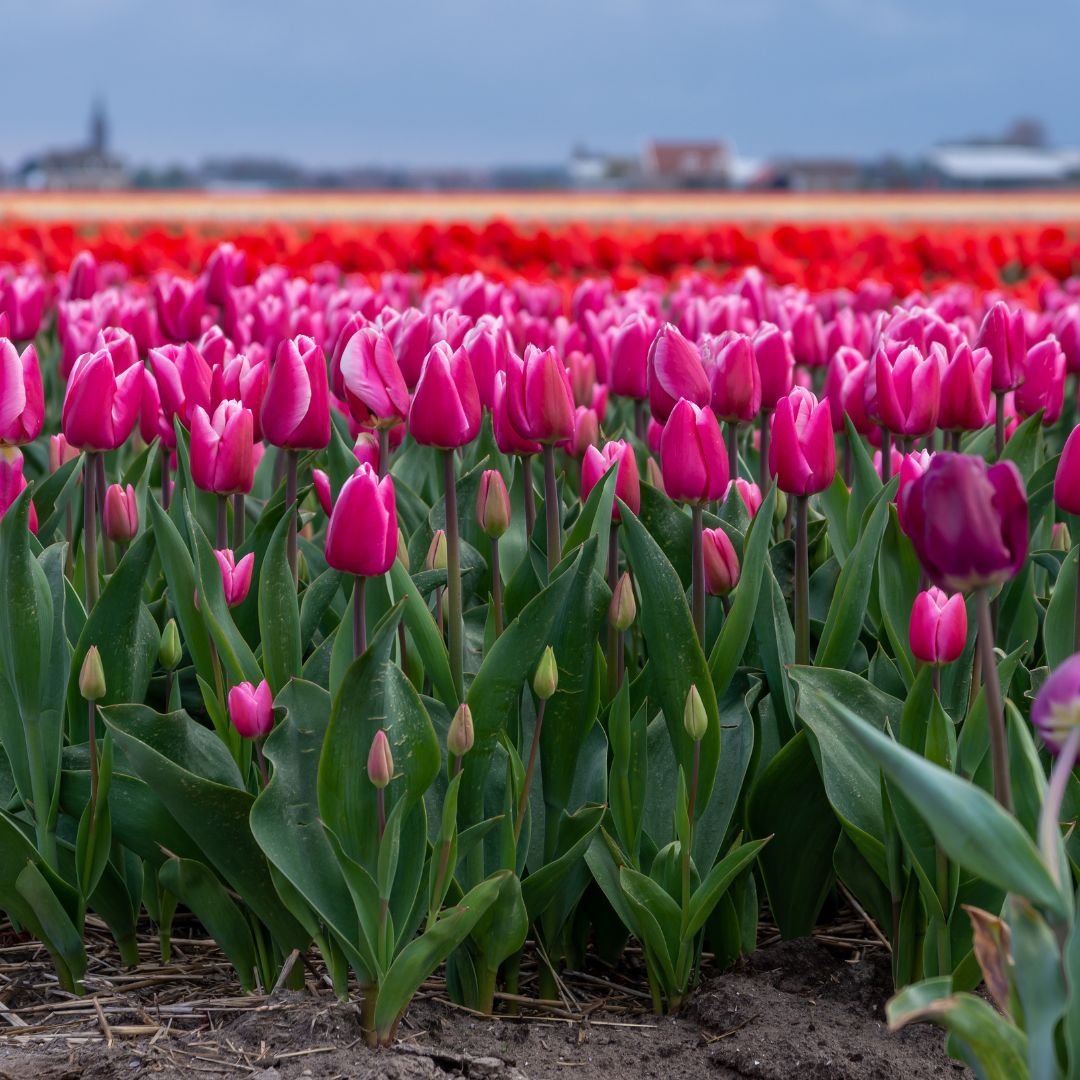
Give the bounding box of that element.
[2,213,1080,1078]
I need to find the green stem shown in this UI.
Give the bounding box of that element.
[476,965,498,1015]
[794,495,810,665]
[232,493,245,547]
[1039,727,1080,890]
[443,450,464,701]
[378,428,391,480]
[726,421,739,478]
[542,444,560,574]
[994,391,1006,458]
[353,575,367,658]
[285,450,298,586]
[975,588,1012,812]
[216,494,228,549]
[514,698,546,843]
[690,506,705,645]
[880,428,893,483]
[759,409,771,493]
[491,537,504,638]
[522,455,536,540]
[83,452,99,610]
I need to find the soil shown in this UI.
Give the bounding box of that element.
[0,935,966,1080]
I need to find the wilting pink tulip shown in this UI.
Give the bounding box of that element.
[901,453,1028,592]
[191,400,255,495]
[769,387,836,496]
[149,342,213,429]
[937,342,993,432]
[753,323,796,410]
[909,587,967,665]
[702,527,740,595]
[215,548,255,607]
[868,345,940,437]
[895,450,931,532]
[1015,337,1065,425]
[0,341,44,447]
[155,274,209,341]
[49,434,78,473]
[262,335,331,450]
[103,483,138,543]
[462,316,510,408]
[1055,425,1080,514]
[62,347,143,451]
[975,300,1027,393]
[709,333,761,423]
[1,274,46,341]
[647,324,709,423]
[824,347,871,435]
[493,370,541,456]
[582,440,641,520]
[725,477,763,517]
[477,468,511,537]
[228,680,273,739]
[609,312,653,400]
[660,399,729,505]
[504,344,576,444]
[409,342,482,449]
[325,463,398,577]
[0,449,37,533]
[338,326,410,428]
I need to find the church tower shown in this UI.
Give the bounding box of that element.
[89,99,108,154]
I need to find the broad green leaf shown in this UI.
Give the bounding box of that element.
[1044,546,1077,672]
[1008,896,1066,1080]
[686,838,768,938]
[259,508,302,693]
[15,861,86,992]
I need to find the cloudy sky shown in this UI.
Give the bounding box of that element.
[3,0,1078,168]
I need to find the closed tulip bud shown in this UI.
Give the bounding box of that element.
[447,703,475,757]
[79,645,107,701]
[62,347,143,451]
[660,399,729,505]
[158,619,182,671]
[565,405,600,459]
[609,571,637,631]
[609,312,653,400]
[683,684,708,741]
[477,469,511,538]
[1,273,46,341]
[49,434,78,473]
[148,342,213,429]
[1055,425,1080,515]
[312,468,333,517]
[338,326,410,429]
[582,439,641,520]
[462,316,510,409]
[901,452,1028,592]
[568,351,596,408]
[396,528,410,570]
[646,456,665,493]
[353,431,380,472]
[1015,337,1065,425]
[67,251,100,301]
[1052,521,1072,553]
[215,548,255,607]
[725,477,762,518]
[409,342,482,449]
[103,483,139,543]
[367,729,394,788]
[873,445,903,481]
[533,646,558,700]
[708,333,761,423]
[0,341,44,447]
[426,529,448,572]
[768,387,836,496]
[647,324,710,423]
[1031,653,1080,754]
[936,342,993,432]
[190,400,255,495]
[505,345,576,444]
[909,588,967,666]
[702,527,741,596]
[325,463,398,577]
[228,680,274,740]
[753,323,796,410]
[262,335,331,450]
[975,301,1027,392]
[1052,305,1080,374]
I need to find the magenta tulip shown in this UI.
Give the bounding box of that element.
[702,527,740,595]
[582,440,641,520]
[324,463,398,577]
[648,324,709,424]
[228,680,274,739]
[896,450,931,533]
[149,342,213,429]
[262,335,331,450]
[660,399,729,505]
[493,370,542,456]
[477,469,511,538]
[0,341,43,447]
[191,400,255,496]
[0,449,37,533]
[975,300,1027,393]
[214,548,255,608]
[768,387,836,496]
[726,477,763,518]
[909,587,967,665]
[0,274,46,341]
[824,347,871,435]
[1054,425,1080,514]
[1015,337,1065,425]
[936,342,993,432]
[338,326,410,428]
[709,333,761,423]
[62,347,143,451]
[505,344,576,444]
[409,342,482,449]
[103,483,138,543]
[868,344,940,437]
[462,316,510,409]
[753,323,796,410]
[609,312,653,400]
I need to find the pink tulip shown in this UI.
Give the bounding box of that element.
[49,434,78,473]
[708,333,761,423]
[753,323,796,410]
[647,324,709,423]
[367,728,394,788]
[477,468,511,537]
[324,463,398,577]
[66,251,100,301]
[149,342,213,429]
[647,417,663,456]
[62,347,143,451]
[312,468,334,517]
[909,587,967,665]
[660,399,729,505]
[0,341,44,447]
[1015,337,1065,425]
[824,347,871,434]
[896,450,932,532]
[191,400,255,495]
[388,308,434,388]
[262,335,332,450]
[868,344,940,437]
[1052,305,1080,374]
[1,274,46,341]
[220,352,269,441]
[228,680,274,739]
[215,548,255,608]
[154,274,209,341]
[725,477,763,518]
[95,327,140,373]
[505,344,576,444]
[702,527,740,595]
[198,324,236,369]
[975,300,1027,392]
[409,342,482,449]
[493,370,542,456]
[204,242,247,305]
[936,342,993,432]
[462,315,510,408]
[103,483,139,543]
[1054,425,1080,515]
[0,449,37,533]
[768,387,836,496]
[353,431,381,472]
[338,326,410,428]
[582,440,641,520]
[874,445,904,481]
[609,312,653,400]
[563,405,600,459]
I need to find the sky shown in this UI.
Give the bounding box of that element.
[2,0,1078,169]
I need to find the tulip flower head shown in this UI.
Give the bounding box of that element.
[409,342,482,449]
[648,324,710,423]
[582,439,641,520]
[504,345,576,444]
[609,571,637,631]
[476,469,511,538]
[909,587,967,666]
[1031,654,1080,754]
[609,312,654,400]
[768,387,836,496]
[1055,424,1080,515]
[975,300,1027,392]
[338,326,410,429]
[701,527,741,596]
[683,684,708,741]
[708,332,761,423]
[725,477,763,518]
[62,347,143,451]
[447,703,475,757]
[228,680,274,740]
[0,341,44,447]
[324,463,398,577]
[660,399,729,505]
[1014,337,1065,425]
[190,400,255,495]
[368,729,394,788]
[262,335,332,450]
[0,448,37,533]
[103,483,139,544]
[936,342,993,432]
[215,548,255,608]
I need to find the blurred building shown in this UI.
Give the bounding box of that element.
[641,141,731,188]
[15,102,128,190]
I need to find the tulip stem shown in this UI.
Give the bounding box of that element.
[161,454,171,510]
[378,428,390,480]
[443,450,464,702]
[353,576,367,658]
[975,588,1013,813]
[1039,726,1080,890]
[542,444,560,574]
[514,698,546,843]
[522,455,536,541]
[880,429,893,483]
[232,493,245,547]
[1073,554,1080,655]
[634,400,646,443]
[726,421,739,479]
[216,495,228,549]
[285,451,298,586]
[254,738,270,790]
[691,506,705,645]
[759,410,771,493]
[83,452,99,610]
[994,392,1006,457]
[795,496,810,665]
[843,434,853,487]
[98,455,115,575]
[491,537,504,639]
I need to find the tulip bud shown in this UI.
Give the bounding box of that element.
[368,729,394,788]
[103,483,139,544]
[477,469,511,538]
[1054,425,1080,515]
[158,619,182,671]
[1031,653,1080,753]
[683,684,708,741]
[79,645,107,701]
[533,646,558,700]
[312,468,333,517]
[609,572,636,631]
[426,529,448,572]
[396,528,410,570]
[1052,522,1072,553]
[228,680,274,740]
[702,528,741,596]
[909,588,967,666]
[646,457,665,493]
[215,549,255,608]
[447,703,475,757]
[49,434,78,473]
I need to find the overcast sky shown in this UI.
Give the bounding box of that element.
[3,0,1077,168]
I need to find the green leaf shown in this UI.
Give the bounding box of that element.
[388,560,456,707]
[1008,896,1066,1080]
[1044,546,1077,672]
[686,837,768,938]
[259,508,302,693]
[520,804,605,921]
[818,471,852,565]
[15,861,86,992]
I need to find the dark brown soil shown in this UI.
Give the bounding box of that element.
[0,936,966,1080]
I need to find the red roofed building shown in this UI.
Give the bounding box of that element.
[642,141,731,188]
